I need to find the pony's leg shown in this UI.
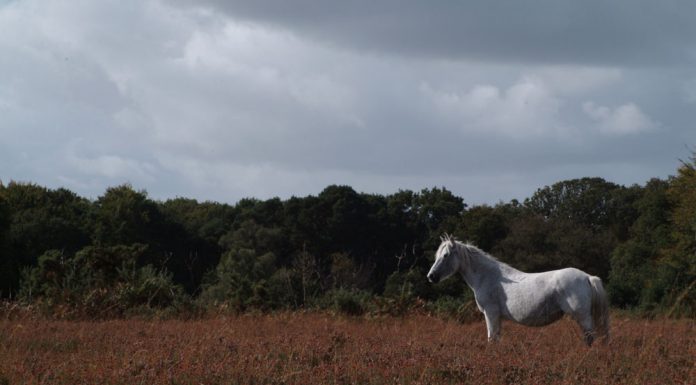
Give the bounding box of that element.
[575,315,595,346]
[559,297,595,346]
[483,309,501,342]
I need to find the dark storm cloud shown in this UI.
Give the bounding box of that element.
[175,0,696,66]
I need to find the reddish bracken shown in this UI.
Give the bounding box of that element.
[0,313,693,384]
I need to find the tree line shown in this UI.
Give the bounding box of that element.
[1,156,694,318]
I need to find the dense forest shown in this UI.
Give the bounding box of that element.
[1,155,694,319]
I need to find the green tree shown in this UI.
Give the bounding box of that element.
[317,185,373,258]
[525,177,632,235]
[201,220,288,309]
[493,210,614,279]
[413,187,466,237]
[4,182,91,262]
[92,184,163,247]
[494,213,554,272]
[608,179,671,308]
[93,185,199,291]
[160,198,235,244]
[0,185,16,297]
[160,198,236,293]
[459,205,509,252]
[199,248,278,310]
[656,157,696,315]
[520,178,639,280]
[2,182,91,297]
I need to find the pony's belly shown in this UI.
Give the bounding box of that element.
[511,309,564,327]
[503,298,564,326]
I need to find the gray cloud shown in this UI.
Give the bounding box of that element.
[174,0,696,66]
[1,0,695,205]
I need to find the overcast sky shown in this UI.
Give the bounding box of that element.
[2,0,695,205]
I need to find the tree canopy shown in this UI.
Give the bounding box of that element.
[1,159,694,317]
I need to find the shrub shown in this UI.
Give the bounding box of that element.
[198,249,280,311]
[317,289,373,316]
[426,294,480,323]
[18,244,188,318]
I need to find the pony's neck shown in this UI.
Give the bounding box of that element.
[456,242,517,289]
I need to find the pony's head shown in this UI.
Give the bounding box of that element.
[427,234,461,283]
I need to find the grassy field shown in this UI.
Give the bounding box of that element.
[0,312,693,385]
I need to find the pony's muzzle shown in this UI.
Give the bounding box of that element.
[427,273,439,283]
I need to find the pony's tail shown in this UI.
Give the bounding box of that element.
[589,276,610,342]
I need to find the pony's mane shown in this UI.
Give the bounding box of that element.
[457,241,499,263]
[443,235,517,273]
[440,234,494,261]
[440,233,457,244]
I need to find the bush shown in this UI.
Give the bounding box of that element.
[18,244,188,318]
[426,294,480,323]
[317,289,373,316]
[198,249,280,311]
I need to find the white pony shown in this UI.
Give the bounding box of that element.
[427,234,610,346]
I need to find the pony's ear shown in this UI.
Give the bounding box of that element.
[440,234,447,243]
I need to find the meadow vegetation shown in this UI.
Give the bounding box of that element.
[0,310,692,385]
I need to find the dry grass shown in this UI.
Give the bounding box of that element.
[0,312,693,385]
